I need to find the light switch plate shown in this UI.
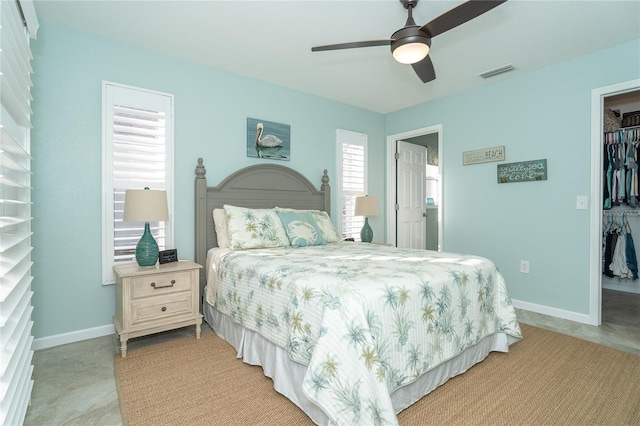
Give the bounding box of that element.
[576,195,588,210]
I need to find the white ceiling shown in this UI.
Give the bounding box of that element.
[33,0,640,114]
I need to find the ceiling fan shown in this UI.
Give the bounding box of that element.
[311,0,507,83]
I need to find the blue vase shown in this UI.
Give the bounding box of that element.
[135,222,159,266]
[360,217,373,243]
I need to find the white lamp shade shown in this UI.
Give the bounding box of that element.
[354,196,379,217]
[123,189,169,222]
[392,43,430,65]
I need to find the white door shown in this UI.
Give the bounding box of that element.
[396,141,426,249]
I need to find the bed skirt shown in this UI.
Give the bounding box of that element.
[204,302,509,425]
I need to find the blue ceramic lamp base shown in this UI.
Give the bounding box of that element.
[135,222,159,266]
[360,217,373,243]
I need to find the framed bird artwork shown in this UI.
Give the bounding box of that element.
[246,117,291,161]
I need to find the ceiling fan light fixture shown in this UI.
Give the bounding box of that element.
[311,0,508,82]
[392,42,430,64]
[390,26,431,65]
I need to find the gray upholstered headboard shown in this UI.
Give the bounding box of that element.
[194,158,331,289]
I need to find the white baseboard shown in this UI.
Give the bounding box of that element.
[32,324,115,351]
[512,299,593,325]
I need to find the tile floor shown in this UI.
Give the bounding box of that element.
[23,289,640,426]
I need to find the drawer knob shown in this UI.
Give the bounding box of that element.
[161,306,167,312]
[150,279,176,289]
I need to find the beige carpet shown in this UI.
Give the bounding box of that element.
[114,324,640,425]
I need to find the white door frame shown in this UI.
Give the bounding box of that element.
[589,79,640,326]
[386,125,443,248]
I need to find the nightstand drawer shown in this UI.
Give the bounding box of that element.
[130,271,192,299]
[131,293,193,325]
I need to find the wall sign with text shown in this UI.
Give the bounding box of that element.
[497,159,548,184]
[462,146,505,165]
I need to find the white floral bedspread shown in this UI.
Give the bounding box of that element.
[208,242,522,425]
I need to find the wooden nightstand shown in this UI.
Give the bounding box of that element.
[113,260,203,357]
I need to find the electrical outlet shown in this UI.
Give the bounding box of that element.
[520,260,530,274]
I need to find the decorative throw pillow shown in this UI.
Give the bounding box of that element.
[275,208,341,243]
[223,205,290,250]
[308,210,341,243]
[212,208,230,248]
[276,211,326,247]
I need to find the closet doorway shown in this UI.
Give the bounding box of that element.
[590,79,640,327]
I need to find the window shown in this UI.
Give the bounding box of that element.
[102,83,174,284]
[336,129,368,240]
[1,1,38,424]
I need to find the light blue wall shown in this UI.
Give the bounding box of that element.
[30,22,384,339]
[386,39,640,315]
[30,20,639,340]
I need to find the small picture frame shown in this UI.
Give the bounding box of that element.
[246,117,291,161]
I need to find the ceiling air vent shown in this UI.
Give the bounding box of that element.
[479,64,514,79]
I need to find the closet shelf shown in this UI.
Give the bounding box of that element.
[603,209,640,216]
[605,125,640,134]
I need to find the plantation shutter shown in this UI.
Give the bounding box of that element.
[102,83,174,284]
[0,1,38,424]
[336,129,367,240]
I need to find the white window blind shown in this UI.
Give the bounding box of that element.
[102,83,174,284]
[336,129,368,240]
[0,1,38,424]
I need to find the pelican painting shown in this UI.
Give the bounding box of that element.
[255,123,282,148]
[247,117,291,161]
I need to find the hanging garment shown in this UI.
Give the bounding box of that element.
[618,144,626,205]
[604,145,613,209]
[626,143,637,207]
[610,230,632,279]
[611,145,621,206]
[634,142,640,204]
[625,228,639,280]
[604,144,612,209]
[603,228,618,278]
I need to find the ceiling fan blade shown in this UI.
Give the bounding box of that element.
[412,55,436,83]
[421,0,507,38]
[311,39,391,52]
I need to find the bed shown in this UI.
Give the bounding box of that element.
[194,158,522,425]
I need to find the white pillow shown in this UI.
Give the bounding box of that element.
[223,205,290,250]
[212,208,230,248]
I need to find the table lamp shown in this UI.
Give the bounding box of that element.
[354,195,379,243]
[123,187,169,267]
